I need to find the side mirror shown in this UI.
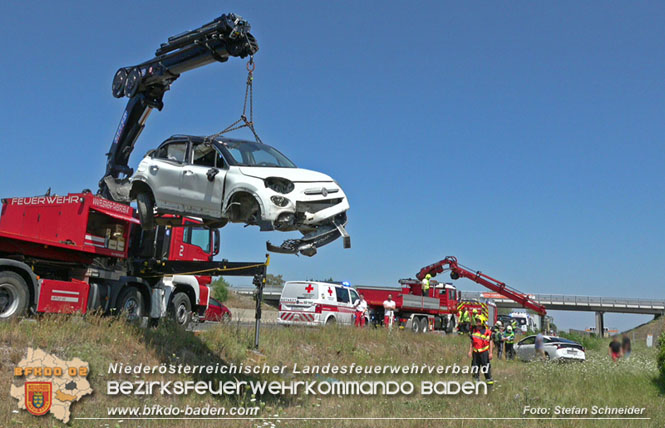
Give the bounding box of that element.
[213,229,221,256]
[206,168,220,182]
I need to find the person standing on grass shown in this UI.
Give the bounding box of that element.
[383,294,396,329]
[468,316,494,385]
[609,336,622,362]
[535,331,545,361]
[492,321,504,360]
[353,294,368,327]
[459,308,470,334]
[504,325,515,360]
[621,334,632,359]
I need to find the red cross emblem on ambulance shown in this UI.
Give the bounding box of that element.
[328,287,333,296]
[305,284,314,293]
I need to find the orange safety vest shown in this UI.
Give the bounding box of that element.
[471,326,491,353]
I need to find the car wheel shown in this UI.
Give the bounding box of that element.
[0,271,29,320]
[136,192,155,231]
[326,316,336,325]
[221,312,231,323]
[203,218,229,229]
[117,286,144,322]
[168,292,192,328]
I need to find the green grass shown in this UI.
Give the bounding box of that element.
[1,316,663,428]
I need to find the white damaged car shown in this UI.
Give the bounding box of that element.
[129,136,350,256]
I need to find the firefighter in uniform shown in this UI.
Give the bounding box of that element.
[468,316,494,384]
[492,320,504,360]
[504,325,516,360]
[421,274,431,296]
[479,307,488,325]
[458,308,470,334]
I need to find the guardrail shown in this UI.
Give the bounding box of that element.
[461,291,665,314]
[236,288,664,314]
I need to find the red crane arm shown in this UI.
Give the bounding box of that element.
[416,256,546,316]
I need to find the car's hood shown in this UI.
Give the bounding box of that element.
[238,167,334,183]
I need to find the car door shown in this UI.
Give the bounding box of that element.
[516,336,536,361]
[150,141,189,211]
[179,142,227,217]
[335,287,353,324]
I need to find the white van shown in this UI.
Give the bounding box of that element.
[509,311,539,333]
[278,281,362,326]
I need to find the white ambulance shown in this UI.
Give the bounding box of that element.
[278,281,362,326]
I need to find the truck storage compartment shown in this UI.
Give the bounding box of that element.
[37,279,90,314]
[0,193,138,259]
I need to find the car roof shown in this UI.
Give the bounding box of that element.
[164,134,265,146]
[285,281,346,287]
[520,335,581,345]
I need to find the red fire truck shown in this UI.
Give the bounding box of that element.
[355,256,545,333]
[0,193,267,326]
[356,280,496,333]
[0,13,269,327]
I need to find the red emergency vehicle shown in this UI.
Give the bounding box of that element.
[0,193,267,326]
[355,280,466,333]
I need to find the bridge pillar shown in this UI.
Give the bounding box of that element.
[541,315,549,333]
[595,312,605,338]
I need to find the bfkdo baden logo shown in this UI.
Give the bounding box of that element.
[11,348,93,423]
[25,382,52,416]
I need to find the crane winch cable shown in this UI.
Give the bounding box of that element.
[206,55,263,144]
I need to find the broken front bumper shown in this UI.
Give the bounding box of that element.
[267,216,351,257]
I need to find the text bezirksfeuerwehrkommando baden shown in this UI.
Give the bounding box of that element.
[107,363,489,396]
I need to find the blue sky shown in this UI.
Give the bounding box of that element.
[1,2,663,331]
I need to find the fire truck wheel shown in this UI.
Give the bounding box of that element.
[419,317,429,333]
[117,286,145,321]
[136,192,155,231]
[446,317,456,334]
[169,293,192,328]
[411,317,421,333]
[0,272,29,320]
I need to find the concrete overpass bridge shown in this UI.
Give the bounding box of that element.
[234,287,664,333]
[462,291,665,333]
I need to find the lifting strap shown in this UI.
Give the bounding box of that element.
[207,56,263,144]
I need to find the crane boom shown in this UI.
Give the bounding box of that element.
[99,13,258,201]
[416,256,547,316]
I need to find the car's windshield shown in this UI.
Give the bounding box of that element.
[215,140,296,168]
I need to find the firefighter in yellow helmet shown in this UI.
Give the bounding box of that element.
[421,274,431,296]
[479,309,488,325]
[503,325,516,360]
[458,307,470,334]
[468,316,494,384]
